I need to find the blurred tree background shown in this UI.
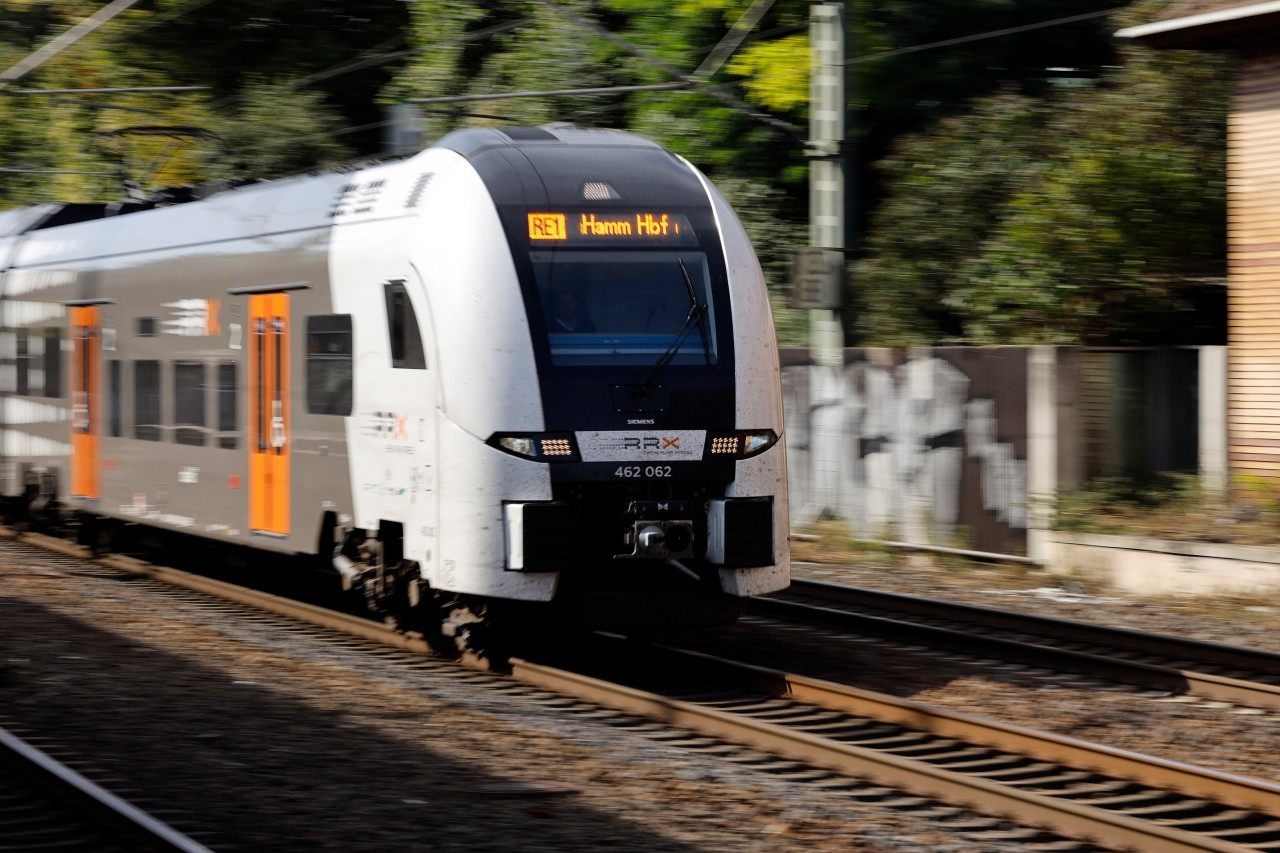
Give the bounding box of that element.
[0,0,1226,346]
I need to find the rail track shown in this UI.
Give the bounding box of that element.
[525,640,1280,852]
[750,579,1280,712]
[0,723,211,852]
[12,527,1280,851]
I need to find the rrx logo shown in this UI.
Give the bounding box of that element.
[621,436,680,450]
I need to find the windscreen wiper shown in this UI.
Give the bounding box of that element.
[680,257,713,368]
[639,258,709,389]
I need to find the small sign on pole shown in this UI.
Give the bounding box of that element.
[789,246,843,310]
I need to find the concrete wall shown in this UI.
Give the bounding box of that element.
[782,345,1225,559]
[1049,530,1280,597]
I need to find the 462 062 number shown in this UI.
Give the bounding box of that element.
[614,465,673,478]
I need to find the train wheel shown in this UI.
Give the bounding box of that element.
[439,598,506,664]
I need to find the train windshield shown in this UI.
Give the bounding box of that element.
[530,250,718,368]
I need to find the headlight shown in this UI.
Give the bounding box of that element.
[706,429,779,459]
[487,432,580,462]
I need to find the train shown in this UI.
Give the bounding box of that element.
[0,125,789,649]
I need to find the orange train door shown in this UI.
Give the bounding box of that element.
[70,306,100,499]
[249,293,290,535]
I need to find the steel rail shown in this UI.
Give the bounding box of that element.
[12,529,1280,850]
[751,579,1280,712]
[790,577,1280,674]
[513,642,1280,852]
[94,552,443,656]
[0,725,212,852]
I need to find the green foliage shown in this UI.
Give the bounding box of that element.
[1050,473,1280,546]
[0,0,408,205]
[711,176,808,344]
[854,92,1054,344]
[1055,474,1204,533]
[0,0,1237,354]
[1234,474,1280,518]
[855,28,1228,345]
[727,33,807,113]
[203,83,351,180]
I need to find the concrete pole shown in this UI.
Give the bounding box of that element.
[1027,346,1059,564]
[809,1,846,372]
[1199,345,1228,497]
[803,1,847,524]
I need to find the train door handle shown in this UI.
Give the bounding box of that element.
[271,400,285,450]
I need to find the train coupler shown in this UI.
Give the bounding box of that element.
[616,499,696,561]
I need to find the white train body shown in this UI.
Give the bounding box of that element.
[0,126,788,630]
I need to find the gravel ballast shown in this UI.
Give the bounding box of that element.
[2,542,1061,853]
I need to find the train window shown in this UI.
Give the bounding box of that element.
[174,361,206,447]
[15,330,27,395]
[42,329,62,398]
[137,317,156,337]
[530,251,718,368]
[109,360,122,437]
[306,314,352,415]
[383,281,426,369]
[218,362,237,449]
[134,360,161,441]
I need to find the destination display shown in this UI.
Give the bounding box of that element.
[528,211,698,245]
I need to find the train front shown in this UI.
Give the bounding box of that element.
[433,127,789,632]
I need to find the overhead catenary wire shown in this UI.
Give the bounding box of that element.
[408,82,689,105]
[0,167,117,175]
[525,0,800,139]
[235,3,1131,156]
[7,86,208,96]
[1,1,1135,180]
[741,5,1128,91]
[844,5,1126,66]
[207,18,530,112]
[407,2,1127,144]
[692,0,778,82]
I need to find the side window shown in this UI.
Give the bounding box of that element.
[42,326,61,397]
[16,330,28,395]
[174,361,205,446]
[384,280,426,369]
[306,315,352,415]
[217,362,237,449]
[109,360,122,437]
[134,360,161,441]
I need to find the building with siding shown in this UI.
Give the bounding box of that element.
[1119,2,1280,485]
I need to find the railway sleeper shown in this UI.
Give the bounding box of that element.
[1078,788,1180,809]
[1116,799,1223,819]
[1049,778,1152,799]
[1003,770,1097,789]
[1208,823,1280,844]
[1148,809,1272,831]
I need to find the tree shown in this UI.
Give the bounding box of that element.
[0,0,411,205]
[202,81,352,180]
[854,4,1229,345]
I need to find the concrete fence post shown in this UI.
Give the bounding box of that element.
[1199,345,1228,496]
[1027,346,1061,563]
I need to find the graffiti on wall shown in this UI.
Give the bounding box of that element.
[781,348,1029,556]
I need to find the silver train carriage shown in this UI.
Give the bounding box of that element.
[0,125,789,634]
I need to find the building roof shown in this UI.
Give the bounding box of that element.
[1117,1,1280,47]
